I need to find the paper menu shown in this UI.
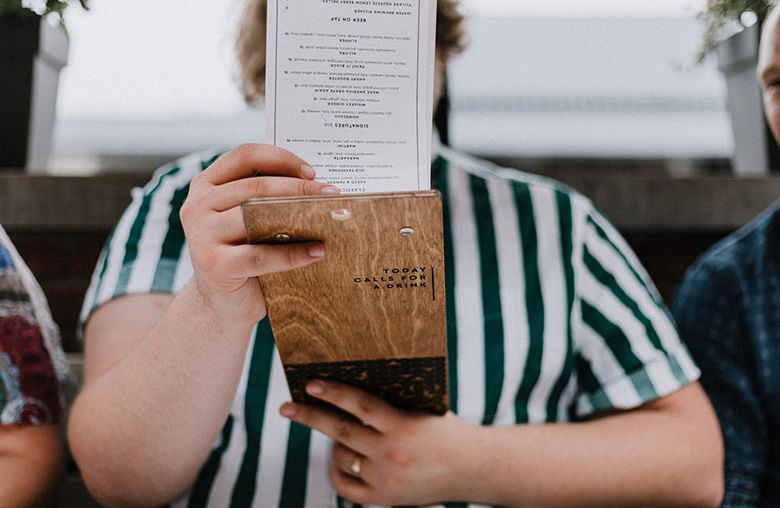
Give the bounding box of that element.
[265,0,437,193]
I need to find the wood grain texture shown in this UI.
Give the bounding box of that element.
[243,191,448,412]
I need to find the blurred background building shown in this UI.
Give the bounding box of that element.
[51,0,730,174]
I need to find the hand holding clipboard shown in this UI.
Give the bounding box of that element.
[242,191,449,415]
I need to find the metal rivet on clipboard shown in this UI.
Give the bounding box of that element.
[273,233,292,243]
[400,227,415,237]
[331,209,352,221]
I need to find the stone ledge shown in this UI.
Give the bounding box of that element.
[0,172,150,231]
[2,172,779,232]
[562,176,780,232]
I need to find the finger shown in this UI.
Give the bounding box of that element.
[212,202,333,245]
[204,144,315,185]
[330,467,374,505]
[222,243,325,279]
[207,176,339,212]
[210,207,248,244]
[305,381,399,432]
[279,402,378,455]
[332,443,373,482]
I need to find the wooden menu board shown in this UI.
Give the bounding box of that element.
[242,191,448,415]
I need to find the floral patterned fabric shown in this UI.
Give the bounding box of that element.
[0,225,74,425]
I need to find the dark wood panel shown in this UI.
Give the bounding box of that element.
[0,173,149,230]
[8,231,108,352]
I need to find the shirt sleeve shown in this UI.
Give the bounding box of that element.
[672,255,765,507]
[0,228,71,425]
[571,205,700,419]
[78,151,221,336]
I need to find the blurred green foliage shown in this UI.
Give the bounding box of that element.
[0,0,88,26]
[699,0,773,62]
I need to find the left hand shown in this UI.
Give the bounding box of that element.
[279,380,480,506]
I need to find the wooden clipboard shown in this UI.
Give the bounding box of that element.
[242,191,448,415]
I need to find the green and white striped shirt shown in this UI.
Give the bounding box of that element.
[80,145,700,508]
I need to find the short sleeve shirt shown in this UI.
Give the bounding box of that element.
[80,148,700,508]
[0,225,74,425]
[672,201,780,508]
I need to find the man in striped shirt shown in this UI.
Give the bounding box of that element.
[68,1,724,506]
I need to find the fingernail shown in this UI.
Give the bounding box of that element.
[308,244,325,258]
[307,381,325,395]
[301,164,316,180]
[320,185,341,195]
[280,403,298,418]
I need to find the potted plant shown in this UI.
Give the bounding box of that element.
[699,0,778,175]
[0,0,88,171]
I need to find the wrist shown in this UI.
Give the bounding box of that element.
[447,423,528,505]
[441,419,495,503]
[183,280,263,332]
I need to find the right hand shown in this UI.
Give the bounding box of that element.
[180,144,339,324]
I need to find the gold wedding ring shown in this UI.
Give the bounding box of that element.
[349,455,362,477]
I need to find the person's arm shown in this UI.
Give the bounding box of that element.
[281,379,723,507]
[672,258,766,507]
[68,144,338,506]
[281,198,724,507]
[0,424,65,507]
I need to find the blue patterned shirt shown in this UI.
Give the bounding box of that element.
[673,201,780,508]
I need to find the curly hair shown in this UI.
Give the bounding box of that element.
[236,0,465,104]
